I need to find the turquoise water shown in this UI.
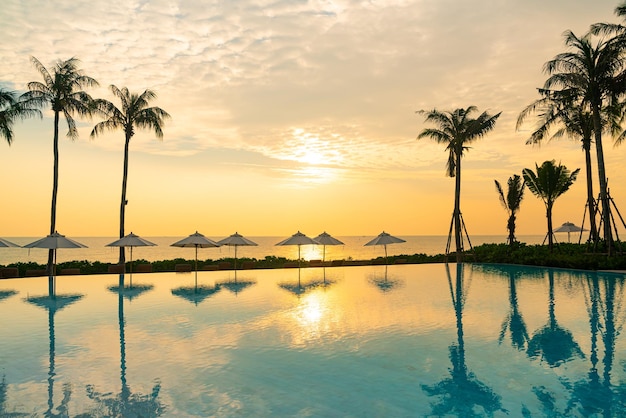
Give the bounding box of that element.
[0,263,624,416]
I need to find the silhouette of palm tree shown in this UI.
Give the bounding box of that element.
[84,288,164,415]
[421,263,506,416]
[527,270,584,366]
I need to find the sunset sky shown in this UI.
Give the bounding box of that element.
[1,0,626,237]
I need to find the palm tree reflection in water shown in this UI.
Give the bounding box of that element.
[422,263,506,416]
[499,267,532,351]
[563,273,626,416]
[527,270,584,367]
[84,283,164,416]
[24,290,83,417]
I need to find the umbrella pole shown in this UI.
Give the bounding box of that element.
[195,245,198,289]
[234,245,238,282]
[385,244,388,265]
[129,247,133,288]
[53,249,57,296]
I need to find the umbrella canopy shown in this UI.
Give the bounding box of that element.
[553,222,587,243]
[0,237,19,248]
[314,232,344,246]
[554,222,585,233]
[364,231,406,247]
[364,231,406,264]
[106,232,156,248]
[276,231,320,247]
[23,231,87,249]
[217,232,258,247]
[314,232,344,262]
[171,231,219,248]
[217,232,258,272]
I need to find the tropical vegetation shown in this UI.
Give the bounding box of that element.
[417,106,500,262]
[494,175,525,246]
[522,160,580,250]
[91,86,170,265]
[21,57,98,276]
[0,88,40,144]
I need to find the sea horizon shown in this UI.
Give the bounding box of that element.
[0,234,556,266]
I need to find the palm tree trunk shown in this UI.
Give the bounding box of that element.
[47,110,60,277]
[508,213,516,246]
[592,104,612,254]
[547,202,554,250]
[583,141,598,243]
[454,151,463,262]
[118,135,131,265]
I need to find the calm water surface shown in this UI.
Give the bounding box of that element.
[0,263,624,417]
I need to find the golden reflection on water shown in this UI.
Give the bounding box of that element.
[2,264,626,416]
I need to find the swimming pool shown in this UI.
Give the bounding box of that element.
[0,263,624,416]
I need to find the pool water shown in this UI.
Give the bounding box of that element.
[0,263,624,417]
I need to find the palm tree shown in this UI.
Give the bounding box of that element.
[91,86,170,266]
[21,57,98,275]
[494,174,525,246]
[522,160,580,250]
[516,89,622,244]
[417,106,501,262]
[0,88,41,144]
[541,30,626,254]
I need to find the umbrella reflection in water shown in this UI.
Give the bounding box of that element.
[368,265,402,293]
[171,284,221,306]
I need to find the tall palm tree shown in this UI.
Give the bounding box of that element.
[0,88,41,144]
[21,57,98,275]
[522,160,580,250]
[541,30,626,254]
[91,86,170,265]
[517,89,622,244]
[417,106,501,262]
[494,174,525,246]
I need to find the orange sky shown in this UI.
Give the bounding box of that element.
[1,0,626,237]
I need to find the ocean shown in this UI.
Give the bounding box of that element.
[0,234,548,265]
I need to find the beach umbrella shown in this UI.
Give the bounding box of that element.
[217,232,258,272]
[314,232,344,262]
[364,231,406,265]
[171,231,219,287]
[0,237,19,247]
[106,232,156,286]
[553,221,587,243]
[276,231,319,267]
[24,232,87,293]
